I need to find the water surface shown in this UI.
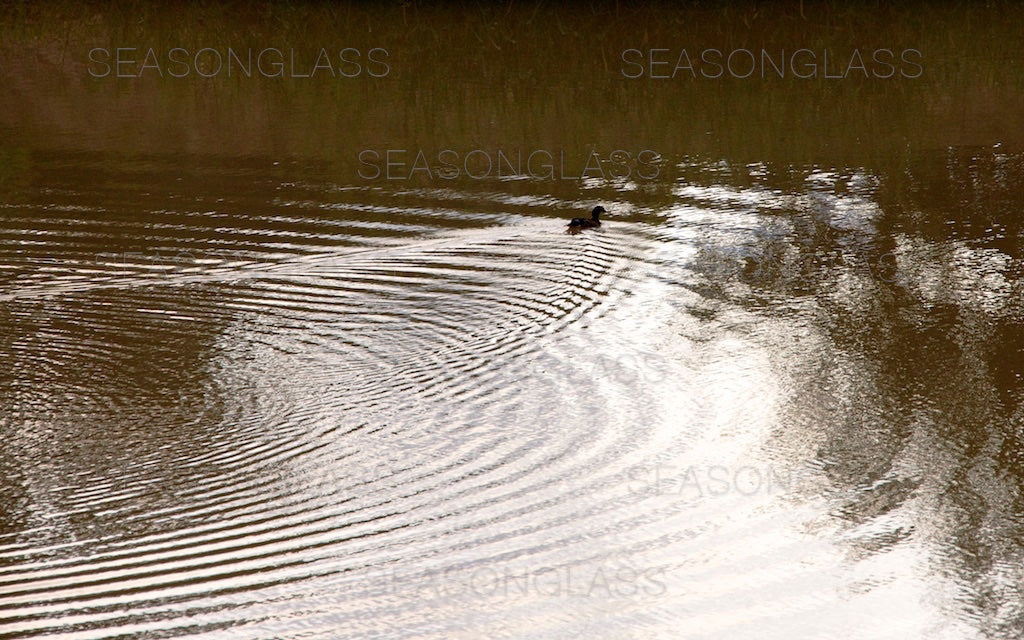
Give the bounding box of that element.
[1,3,1023,639]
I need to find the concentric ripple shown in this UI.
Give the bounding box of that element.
[1,171,985,639]
[0,185,720,639]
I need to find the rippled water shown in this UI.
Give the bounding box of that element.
[3,149,1022,639]
[4,3,1024,638]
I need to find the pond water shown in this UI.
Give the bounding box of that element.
[1,4,1023,639]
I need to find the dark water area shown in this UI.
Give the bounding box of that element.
[1,2,1024,639]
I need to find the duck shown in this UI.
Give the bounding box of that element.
[567,206,605,231]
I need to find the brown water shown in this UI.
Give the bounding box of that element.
[2,3,1024,639]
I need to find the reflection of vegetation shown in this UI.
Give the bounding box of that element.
[0,146,31,201]
[0,1,1022,183]
[678,146,1024,636]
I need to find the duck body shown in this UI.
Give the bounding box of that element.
[567,205,605,230]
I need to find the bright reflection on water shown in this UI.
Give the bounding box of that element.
[2,4,1024,639]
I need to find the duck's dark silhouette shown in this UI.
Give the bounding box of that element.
[567,206,605,232]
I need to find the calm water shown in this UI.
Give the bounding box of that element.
[2,4,1024,639]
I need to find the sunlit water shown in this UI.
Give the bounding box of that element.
[1,146,1021,640]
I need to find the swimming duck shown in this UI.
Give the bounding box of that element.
[567,206,605,231]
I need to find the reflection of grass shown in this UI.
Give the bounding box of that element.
[0,1,1021,179]
[0,146,31,202]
